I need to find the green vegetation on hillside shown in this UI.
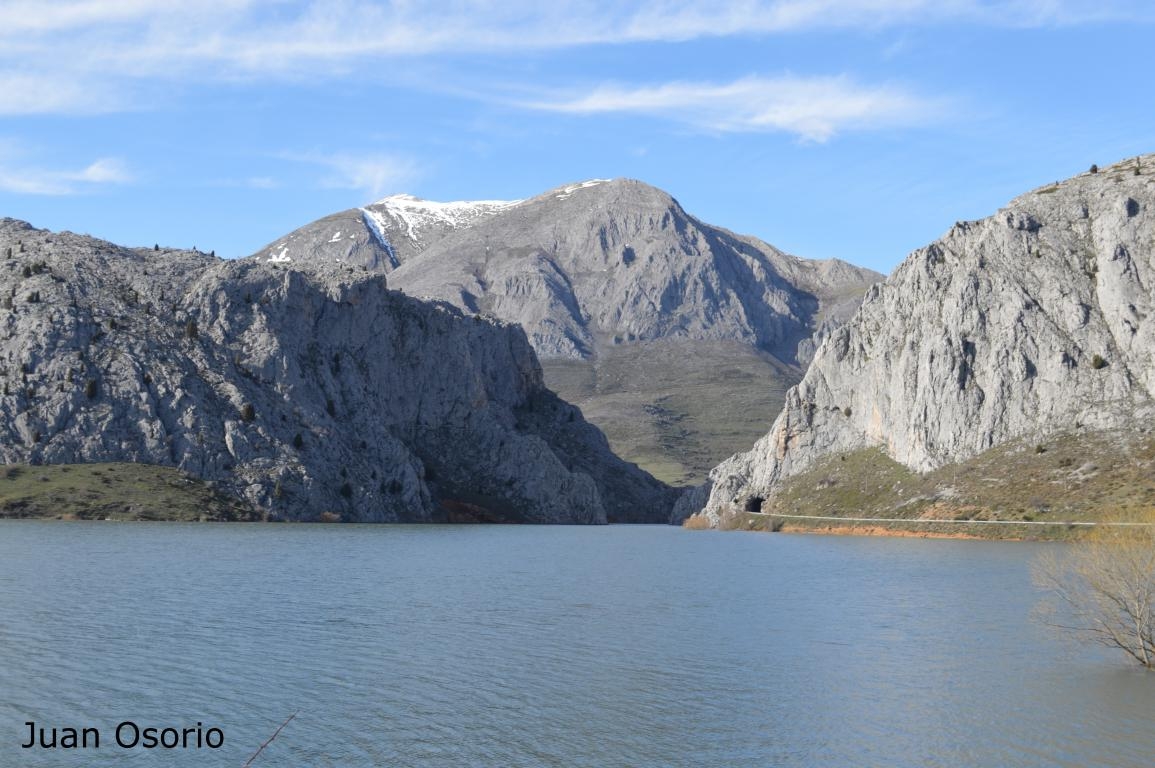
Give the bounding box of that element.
[724,429,1155,539]
[0,463,262,521]
[544,339,797,486]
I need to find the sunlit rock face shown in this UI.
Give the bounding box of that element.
[0,218,674,523]
[689,156,1155,526]
[253,179,880,364]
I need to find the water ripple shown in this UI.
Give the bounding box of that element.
[1,523,1152,767]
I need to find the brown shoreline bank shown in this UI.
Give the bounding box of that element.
[691,510,1119,541]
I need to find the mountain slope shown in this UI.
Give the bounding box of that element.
[0,218,673,523]
[387,179,875,362]
[252,194,520,277]
[253,179,881,484]
[685,155,1155,526]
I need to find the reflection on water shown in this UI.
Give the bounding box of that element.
[0,523,1152,767]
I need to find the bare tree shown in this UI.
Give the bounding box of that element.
[1034,515,1155,668]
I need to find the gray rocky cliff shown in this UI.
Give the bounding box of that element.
[251,180,881,486]
[387,179,881,363]
[0,218,673,523]
[253,179,881,364]
[690,155,1155,525]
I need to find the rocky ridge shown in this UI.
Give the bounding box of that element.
[256,194,521,277]
[252,179,881,484]
[257,178,880,363]
[0,218,673,523]
[686,155,1155,525]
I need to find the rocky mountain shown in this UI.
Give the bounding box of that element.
[684,155,1155,526]
[253,179,881,484]
[258,179,877,362]
[0,218,674,523]
[255,194,521,276]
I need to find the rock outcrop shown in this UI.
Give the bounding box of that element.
[0,218,674,523]
[253,179,881,484]
[257,179,880,364]
[689,155,1155,525]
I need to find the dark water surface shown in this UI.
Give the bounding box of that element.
[1,522,1152,767]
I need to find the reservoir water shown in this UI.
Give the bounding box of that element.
[0,522,1152,767]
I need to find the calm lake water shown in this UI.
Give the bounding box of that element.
[0,522,1152,767]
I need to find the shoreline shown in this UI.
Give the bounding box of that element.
[708,512,1105,541]
[772,523,1028,541]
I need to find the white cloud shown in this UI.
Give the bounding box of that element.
[623,1,1155,34]
[210,176,282,190]
[525,75,937,141]
[0,1,1148,113]
[73,158,133,184]
[0,72,125,115]
[0,0,256,35]
[286,152,420,200]
[0,144,132,195]
[244,177,280,190]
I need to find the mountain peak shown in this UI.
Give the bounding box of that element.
[544,178,615,199]
[363,193,523,246]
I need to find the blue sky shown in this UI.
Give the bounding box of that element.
[1,1,1153,274]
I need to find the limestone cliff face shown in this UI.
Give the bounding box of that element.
[254,179,880,363]
[690,155,1155,525]
[0,219,673,523]
[251,180,881,486]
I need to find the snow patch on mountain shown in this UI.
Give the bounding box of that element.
[368,194,522,243]
[554,179,612,200]
[360,208,400,268]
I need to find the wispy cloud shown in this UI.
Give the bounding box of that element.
[284,152,420,200]
[0,1,1149,114]
[243,176,280,190]
[0,72,125,115]
[73,158,132,184]
[524,75,938,141]
[210,176,282,190]
[0,148,133,195]
[619,0,1154,37]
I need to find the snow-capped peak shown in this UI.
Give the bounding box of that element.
[365,194,522,242]
[553,179,613,200]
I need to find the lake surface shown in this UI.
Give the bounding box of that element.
[0,523,1152,767]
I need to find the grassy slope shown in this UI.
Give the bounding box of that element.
[0,463,263,521]
[543,339,798,487]
[724,429,1155,539]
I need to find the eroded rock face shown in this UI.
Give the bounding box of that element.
[690,155,1155,526]
[251,180,882,486]
[0,219,673,523]
[252,179,881,364]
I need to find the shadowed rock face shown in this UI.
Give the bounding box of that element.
[0,218,674,523]
[251,179,881,485]
[687,155,1155,526]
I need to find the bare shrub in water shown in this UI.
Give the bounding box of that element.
[1034,513,1155,668]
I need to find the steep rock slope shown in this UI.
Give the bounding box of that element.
[687,155,1155,525]
[252,194,520,277]
[387,179,877,362]
[0,218,673,523]
[252,179,880,484]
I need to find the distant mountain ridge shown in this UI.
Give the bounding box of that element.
[255,178,880,363]
[685,154,1155,526]
[253,178,882,484]
[256,192,522,277]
